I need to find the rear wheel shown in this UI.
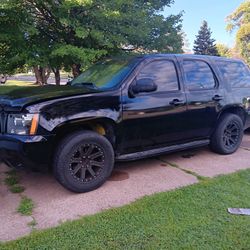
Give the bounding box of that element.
[210,114,243,155]
[54,130,114,193]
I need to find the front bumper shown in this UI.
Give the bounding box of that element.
[0,134,55,170]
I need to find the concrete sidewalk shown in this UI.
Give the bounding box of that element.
[1,133,250,242]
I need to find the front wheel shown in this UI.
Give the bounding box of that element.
[53,130,114,193]
[210,114,244,155]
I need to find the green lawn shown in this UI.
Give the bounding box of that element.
[0,80,34,95]
[1,169,250,249]
[4,80,34,86]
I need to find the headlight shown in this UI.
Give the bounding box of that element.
[7,114,39,135]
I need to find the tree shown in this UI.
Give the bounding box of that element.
[1,0,183,84]
[226,0,250,65]
[193,21,218,56]
[0,0,51,84]
[216,43,232,58]
[0,1,27,77]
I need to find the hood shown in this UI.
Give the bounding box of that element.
[0,84,101,112]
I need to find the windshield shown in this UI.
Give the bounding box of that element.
[70,57,137,90]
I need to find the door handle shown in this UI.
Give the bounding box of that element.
[169,99,185,106]
[212,95,223,101]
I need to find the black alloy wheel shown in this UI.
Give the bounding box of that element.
[210,113,244,155]
[54,131,114,193]
[69,143,105,183]
[222,121,241,150]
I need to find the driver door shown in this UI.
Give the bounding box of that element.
[120,57,189,154]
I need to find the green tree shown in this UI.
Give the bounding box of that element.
[193,21,218,56]
[0,0,52,84]
[0,1,27,76]
[1,0,183,84]
[226,0,250,65]
[216,43,232,58]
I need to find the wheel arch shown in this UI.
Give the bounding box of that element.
[218,105,247,125]
[53,117,117,149]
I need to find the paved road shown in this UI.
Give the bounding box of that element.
[1,133,250,241]
[8,75,68,85]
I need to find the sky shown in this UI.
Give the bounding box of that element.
[163,0,244,50]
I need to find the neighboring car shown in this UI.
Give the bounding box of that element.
[0,75,7,84]
[1,54,250,193]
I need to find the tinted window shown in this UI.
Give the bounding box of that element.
[216,60,250,88]
[137,60,179,92]
[183,60,216,90]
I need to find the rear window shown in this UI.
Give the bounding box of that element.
[183,60,216,90]
[216,60,250,88]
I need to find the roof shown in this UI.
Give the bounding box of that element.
[139,53,244,63]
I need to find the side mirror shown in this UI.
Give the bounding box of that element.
[131,78,157,94]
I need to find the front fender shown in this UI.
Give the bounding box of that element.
[40,111,120,132]
[27,91,122,132]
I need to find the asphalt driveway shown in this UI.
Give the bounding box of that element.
[1,133,250,242]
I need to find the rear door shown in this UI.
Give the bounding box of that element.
[177,57,224,138]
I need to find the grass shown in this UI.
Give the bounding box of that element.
[4,170,25,194]
[10,185,25,194]
[1,169,250,249]
[162,159,210,182]
[4,175,18,186]
[4,80,34,86]
[17,196,34,216]
[4,170,33,218]
[4,171,33,215]
[0,80,35,95]
[4,170,19,187]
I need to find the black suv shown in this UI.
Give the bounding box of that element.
[1,54,250,192]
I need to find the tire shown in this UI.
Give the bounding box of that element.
[210,113,244,155]
[53,130,114,193]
